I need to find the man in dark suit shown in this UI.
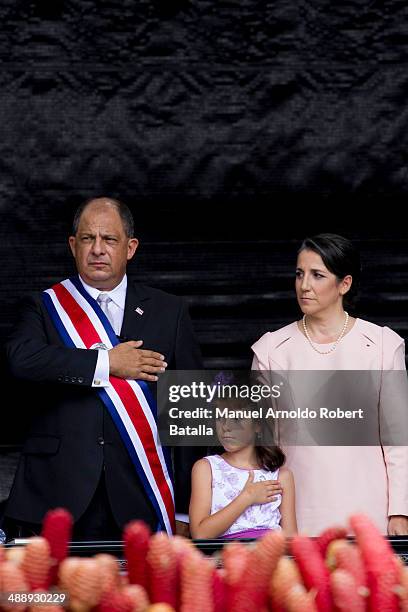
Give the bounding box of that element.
[3,197,202,539]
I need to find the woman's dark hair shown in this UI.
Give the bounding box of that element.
[255,444,285,472]
[298,233,361,307]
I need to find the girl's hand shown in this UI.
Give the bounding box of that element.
[241,470,282,505]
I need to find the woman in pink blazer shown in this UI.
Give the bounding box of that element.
[252,233,408,535]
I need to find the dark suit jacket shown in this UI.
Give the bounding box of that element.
[5,280,203,530]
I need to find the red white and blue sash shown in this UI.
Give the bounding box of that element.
[42,276,175,534]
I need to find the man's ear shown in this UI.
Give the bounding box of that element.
[127,238,139,260]
[68,235,76,258]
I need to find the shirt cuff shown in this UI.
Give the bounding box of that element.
[92,349,110,388]
[175,513,189,523]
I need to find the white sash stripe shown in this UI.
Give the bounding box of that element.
[44,289,87,349]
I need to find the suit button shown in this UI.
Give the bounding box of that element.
[78,377,84,384]
[64,376,70,383]
[97,437,105,445]
[57,376,63,382]
[71,377,77,383]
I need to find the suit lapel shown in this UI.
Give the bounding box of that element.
[120,282,152,341]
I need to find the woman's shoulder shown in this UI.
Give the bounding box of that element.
[252,322,299,353]
[356,319,404,349]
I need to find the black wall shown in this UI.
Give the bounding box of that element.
[1,1,407,445]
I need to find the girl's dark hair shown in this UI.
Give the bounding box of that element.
[255,444,285,471]
[298,233,361,308]
[212,371,286,471]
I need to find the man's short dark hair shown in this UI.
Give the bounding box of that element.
[72,197,135,237]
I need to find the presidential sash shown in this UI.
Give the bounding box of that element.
[42,276,175,534]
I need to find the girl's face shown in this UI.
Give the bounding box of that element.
[295,249,351,316]
[216,416,258,452]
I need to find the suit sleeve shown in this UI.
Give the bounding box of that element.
[381,328,408,517]
[171,298,205,515]
[6,295,98,387]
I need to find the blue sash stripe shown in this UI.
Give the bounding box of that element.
[138,380,157,418]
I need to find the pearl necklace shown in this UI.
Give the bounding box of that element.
[302,311,349,355]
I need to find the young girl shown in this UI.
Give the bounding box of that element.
[189,414,297,539]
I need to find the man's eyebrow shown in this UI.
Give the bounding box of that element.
[78,231,119,238]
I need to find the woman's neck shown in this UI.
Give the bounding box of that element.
[222,446,259,468]
[303,307,350,343]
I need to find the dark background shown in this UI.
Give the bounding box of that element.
[1,0,407,453]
